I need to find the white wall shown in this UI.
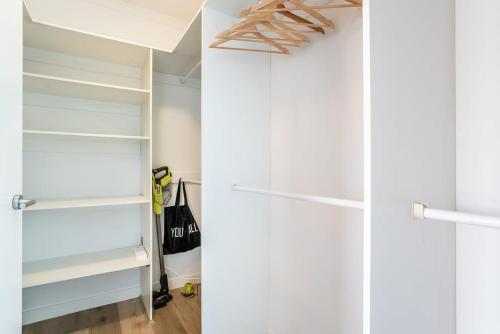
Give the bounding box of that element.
[456,1,500,333]
[202,6,271,334]
[268,8,364,334]
[368,0,456,333]
[152,72,202,289]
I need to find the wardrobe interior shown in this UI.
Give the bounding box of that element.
[17,0,500,333]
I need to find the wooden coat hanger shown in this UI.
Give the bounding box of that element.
[275,4,325,34]
[287,0,335,28]
[210,18,291,54]
[210,0,362,54]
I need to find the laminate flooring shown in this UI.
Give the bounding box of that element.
[23,288,201,334]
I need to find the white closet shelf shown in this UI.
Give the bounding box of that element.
[23,245,149,288]
[23,129,150,143]
[24,195,150,211]
[24,19,150,68]
[23,72,150,104]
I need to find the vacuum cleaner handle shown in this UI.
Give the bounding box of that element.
[153,166,169,179]
[153,166,169,174]
[153,166,172,186]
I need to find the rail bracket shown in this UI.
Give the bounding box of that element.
[412,202,427,219]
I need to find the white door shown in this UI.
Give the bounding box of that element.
[0,1,23,332]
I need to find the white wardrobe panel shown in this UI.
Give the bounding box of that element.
[268,8,363,334]
[202,6,271,334]
[368,0,456,333]
[23,206,141,262]
[456,1,500,333]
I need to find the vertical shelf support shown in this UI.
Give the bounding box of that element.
[139,48,154,320]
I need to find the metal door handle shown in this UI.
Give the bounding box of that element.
[12,195,36,210]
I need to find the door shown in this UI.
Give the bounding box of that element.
[0,1,23,332]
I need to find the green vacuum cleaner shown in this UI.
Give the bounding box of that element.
[152,166,173,309]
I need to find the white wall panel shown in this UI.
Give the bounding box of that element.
[456,1,500,333]
[202,6,271,334]
[268,8,364,334]
[368,1,456,333]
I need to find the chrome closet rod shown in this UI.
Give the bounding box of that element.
[412,202,500,229]
[232,184,364,209]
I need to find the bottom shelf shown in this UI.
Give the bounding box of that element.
[23,246,149,288]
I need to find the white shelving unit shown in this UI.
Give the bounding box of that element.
[23,129,150,143]
[25,195,149,211]
[23,246,149,288]
[23,72,150,104]
[22,16,153,324]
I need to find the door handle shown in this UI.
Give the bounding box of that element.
[12,195,36,210]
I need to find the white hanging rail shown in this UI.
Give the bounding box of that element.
[232,184,364,209]
[179,60,201,84]
[412,202,500,229]
[172,178,201,185]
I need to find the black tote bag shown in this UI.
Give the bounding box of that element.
[163,179,201,254]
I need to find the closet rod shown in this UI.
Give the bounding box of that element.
[412,202,500,229]
[172,179,201,185]
[232,184,364,209]
[180,61,201,84]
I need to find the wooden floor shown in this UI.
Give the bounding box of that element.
[23,288,201,334]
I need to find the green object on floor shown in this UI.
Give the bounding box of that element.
[182,283,199,298]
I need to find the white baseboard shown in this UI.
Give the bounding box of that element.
[22,285,141,325]
[22,274,200,325]
[153,273,201,291]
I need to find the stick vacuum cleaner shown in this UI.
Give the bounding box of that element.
[152,166,173,309]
